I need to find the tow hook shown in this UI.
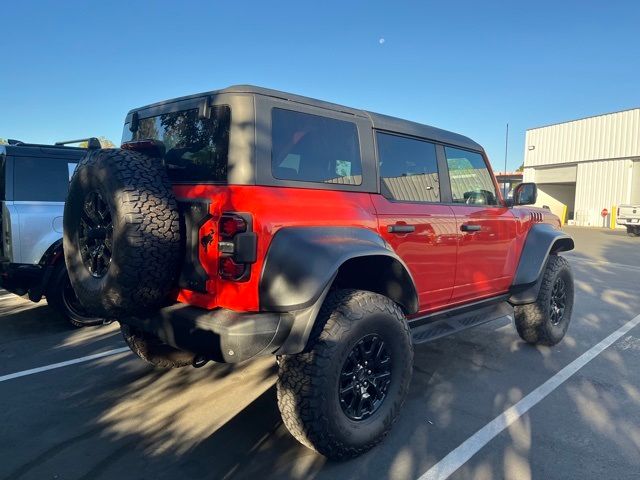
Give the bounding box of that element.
[192,355,209,368]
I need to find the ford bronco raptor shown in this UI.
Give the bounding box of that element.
[0,139,103,327]
[63,86,575,459]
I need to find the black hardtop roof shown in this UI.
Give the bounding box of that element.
[126,85,483,151]
[0,143,87,159]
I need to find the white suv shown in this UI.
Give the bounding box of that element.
[0,139,103,326]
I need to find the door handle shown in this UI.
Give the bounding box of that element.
[461,224,481,232]
[388,224,416,233]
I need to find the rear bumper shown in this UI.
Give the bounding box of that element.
[120,303,295,363]
[617,218,640,226]
[0,262,43,295]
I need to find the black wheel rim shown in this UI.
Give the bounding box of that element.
[339,334,392,421]
[550,277,567,325]
[78,191,113,278]
[62,278,93,320]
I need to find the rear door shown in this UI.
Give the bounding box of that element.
[371,132,457,313]
[12,154,78,264]
[444,146,519,303]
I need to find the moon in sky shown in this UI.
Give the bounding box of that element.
[379,38,385,44]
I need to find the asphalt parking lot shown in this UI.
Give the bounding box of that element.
[1,226,639,480]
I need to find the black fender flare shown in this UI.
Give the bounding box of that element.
[509,223,574,305]
[259,227,418,354]
[29,238,65,302]
[39,238,64,266]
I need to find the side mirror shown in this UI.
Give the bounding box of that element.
[512,182,537,206]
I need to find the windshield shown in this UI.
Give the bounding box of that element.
[122,106,231,183]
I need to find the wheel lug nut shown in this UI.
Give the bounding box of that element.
[367,370,371,374]
[353,375,356,380]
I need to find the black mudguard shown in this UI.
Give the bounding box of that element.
[260,226,418,312]
[509,223,574,305]
[260,226,418,354]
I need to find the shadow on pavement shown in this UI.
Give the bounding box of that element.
[1,227,639,480]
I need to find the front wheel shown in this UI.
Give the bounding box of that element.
[47,263,104,328]
[276,289,413,460]
[514,255,574,346]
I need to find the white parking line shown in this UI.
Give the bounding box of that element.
[418,312,640,480]
[0,347,130,383]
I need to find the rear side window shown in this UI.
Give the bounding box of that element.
[445,147,498,205]
[13,157,75,202]
[271,108,362,185]
[377,132,440,202]
[123,106,231,183]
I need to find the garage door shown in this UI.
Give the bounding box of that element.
[534,165,577,183]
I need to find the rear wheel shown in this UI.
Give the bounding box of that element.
[514,255,574,346]
[627,226,640,237]
[121,324,194,369]
[276,289,413,460]
[47,263,104,328]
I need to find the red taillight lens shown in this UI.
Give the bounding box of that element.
[217,213,254,282]
[219,215,247,239]
[219,256,246,280]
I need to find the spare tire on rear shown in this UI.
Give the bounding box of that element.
[63,148,181,318]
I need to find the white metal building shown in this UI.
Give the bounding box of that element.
[523,108,640,227]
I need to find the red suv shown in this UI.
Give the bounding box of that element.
[63,85,575,459]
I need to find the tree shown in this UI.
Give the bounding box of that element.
[516,163,524,172]
[98,137,116,148]
[0,138,7,145]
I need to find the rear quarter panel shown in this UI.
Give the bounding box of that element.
[11,201,64,264]
[172,185,378,312]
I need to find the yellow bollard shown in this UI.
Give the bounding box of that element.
[610,205,617,229]
[561,204,568,226]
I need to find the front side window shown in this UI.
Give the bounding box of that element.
[122,106,231,183]
[445,147,498,205]
[271,108,362,185]
[377,132,440,202]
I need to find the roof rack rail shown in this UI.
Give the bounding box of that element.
[55,137,102,149]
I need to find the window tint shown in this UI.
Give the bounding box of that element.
[377,133,440,202]
[445,147,498,205]
[13,157,74,202]
[122,106,231,183]
[271,108,362,185]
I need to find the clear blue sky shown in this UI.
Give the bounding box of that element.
[1,0,639,171]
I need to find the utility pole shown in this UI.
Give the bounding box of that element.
[503,123,509,196]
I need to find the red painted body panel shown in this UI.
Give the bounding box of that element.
[171,184,561,317]
[449,206,519,304]
[370,196,458,313]
[172,185,378,312]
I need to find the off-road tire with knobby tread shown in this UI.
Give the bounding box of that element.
[121,324,194,368]
[514,255,574,346]
[64,148,181,318]
[46,263,105,328]
[276,289,413,460]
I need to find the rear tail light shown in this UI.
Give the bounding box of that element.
[219,256,247,280]
[219,215,247,239]
[217,213,257,281]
